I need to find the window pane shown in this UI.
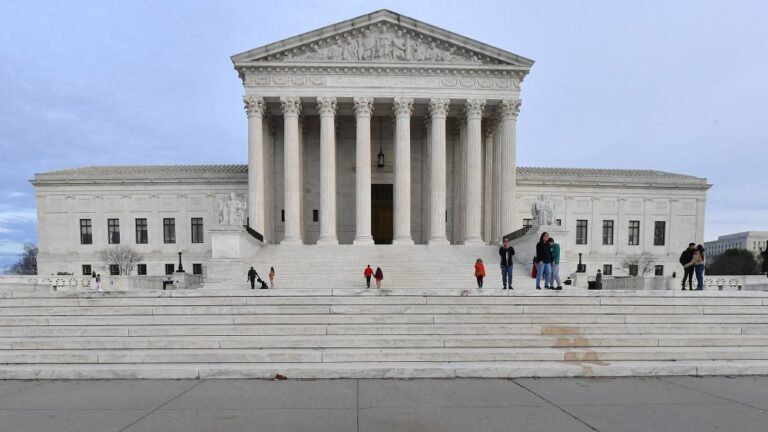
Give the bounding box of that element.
[654,265,664,276]
[135,218,148,244]
[109,264,119,275]
[628,220,640,246]
[82,264,92,276]
[576,220,588,245]
[80,219,92,244]
[191,218,203,243]
[165,264,175,275]
[108,219,120,244]
[137,264,147,276]
[602,220,614,245]
[654,221,666,246]
[163,218,176,244]
[193,263,203,275]
[603,264,612,276]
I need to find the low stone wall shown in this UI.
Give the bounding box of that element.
[0,275,203,291]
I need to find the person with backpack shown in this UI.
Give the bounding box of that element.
[374,267,384,289]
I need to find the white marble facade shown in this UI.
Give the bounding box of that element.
[31,10,710,277]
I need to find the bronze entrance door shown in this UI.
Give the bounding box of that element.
[371,184,393,244]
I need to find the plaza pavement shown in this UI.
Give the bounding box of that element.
[0,376,767,431]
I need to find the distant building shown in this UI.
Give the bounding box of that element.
[704,232,768,260]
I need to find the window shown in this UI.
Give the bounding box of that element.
[135,218,148,244]
[82,264,92,276]
[80,219,93,244]
[654,265,664,276]
[523,219,532,229]
[312,210,319,222]
[603,264,612,276]
[191,218,204,243]
[628,220,640,246]
[163,218,176,244]
[602,220,614,245]
[555,219,562,226]
[281,209,285,222]
[165,264,175,275]
[654,221,666,246]
[628,264,639,276]
[107,219,120,244]
[109,264,119,275]
[576,220,588,245]
[193,263,203,275]
[137,264,147,276]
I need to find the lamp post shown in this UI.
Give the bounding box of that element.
[176,251,185,273]
[577,252,586,273]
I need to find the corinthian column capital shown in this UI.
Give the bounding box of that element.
[353,97,374,118]
[428,98,450,118]
[498,99,522,120]
[392,97,414,118]
[279,96,302,117]
[464,98,485,120]
[316,96,337,117]
[243,95,265,118]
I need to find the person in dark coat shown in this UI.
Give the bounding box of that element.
[534,232,553,289]
[499,238,515,289]
[761,243,768,277]
[247,266,259,290]
[374,267,384,289]
[679,243,696,290]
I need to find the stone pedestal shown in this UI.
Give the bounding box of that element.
[206,225,263,286]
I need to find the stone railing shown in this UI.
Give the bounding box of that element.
[0,275,204,291]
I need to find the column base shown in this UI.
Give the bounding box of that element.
[281,237,303,245]
[393,237,415,246]
[428,237,450,246]
[317,237,339,246]
[353,237,374,245]
[463,238,485,246]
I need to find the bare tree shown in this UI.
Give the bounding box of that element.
[99,245,144,276]
[621,252,656,276]
[9,243,37,275]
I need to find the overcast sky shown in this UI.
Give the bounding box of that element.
[1,0,767,268]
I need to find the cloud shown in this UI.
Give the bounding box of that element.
[0,240,25,255]
[0,209,36,235]
[6,192,27,198]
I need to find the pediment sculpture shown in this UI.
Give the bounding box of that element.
[217,192,246,226]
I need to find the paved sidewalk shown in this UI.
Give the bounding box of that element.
[1,376,768,431]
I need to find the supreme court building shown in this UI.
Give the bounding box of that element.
[32,10,710,283]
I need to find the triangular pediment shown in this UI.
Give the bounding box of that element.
[232,10,534,68]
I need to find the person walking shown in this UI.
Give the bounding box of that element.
[534,232,553,289]
[268,267,276,289]
[95,274,102,292]
[547,237,563,290]
[247,266,259,290]
[679,243,696,290]
[474,258,486,289]
[499,238,515,289]
[363,265,374,289]
[595,269,603,290]
[374,267,384,289]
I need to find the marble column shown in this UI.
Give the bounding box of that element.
[317,96,338,245]
[244,95,265,234]
[280,96,302,244]
[463,99,485,245]
[483,119,496,244]
[393,97,414,245]
[498,99,521,241]
[353,97,374,245]
[492,121,502,243]
[428,98,450,245]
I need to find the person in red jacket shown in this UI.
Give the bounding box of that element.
[363,265,374,289]
[474,258,486,288]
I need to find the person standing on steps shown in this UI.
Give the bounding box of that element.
[374,267,384,289]
[687,244,706,291]
[499,238,515,289]
[595,269,603,290]
[534,232,553,290]
[474,258,486,289]
[363,265,374,289]
[679,243,696,290]
[547,237,563,290]
[95,274,102,292]
[268,267,276,289]
[247,266,260,290]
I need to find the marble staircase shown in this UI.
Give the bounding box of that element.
[1,287,768,379]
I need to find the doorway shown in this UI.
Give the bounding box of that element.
[371,184,393,244]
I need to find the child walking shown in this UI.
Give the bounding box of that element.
[474,258,486,288]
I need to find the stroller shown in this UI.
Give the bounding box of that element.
[256,277,269,290]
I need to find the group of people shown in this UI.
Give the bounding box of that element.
[679,243,706,290]
[363,265,385,289]
[534,232,562,290]
[247,266,275,289]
